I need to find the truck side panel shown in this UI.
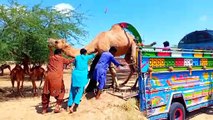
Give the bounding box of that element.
[140,70,213,119]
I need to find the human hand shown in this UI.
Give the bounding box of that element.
[151,42,157,46]
[48,45,53,49]
[119,64,126,67]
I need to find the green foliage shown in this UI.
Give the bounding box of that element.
[0,41,12,63]
[0,0,87,64]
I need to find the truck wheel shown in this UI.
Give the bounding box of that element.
[169,102,185,120]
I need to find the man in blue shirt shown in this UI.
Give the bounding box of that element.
[93,47,124,99]
[68,48,95,113]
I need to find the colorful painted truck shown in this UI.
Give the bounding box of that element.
[138,47,213,120]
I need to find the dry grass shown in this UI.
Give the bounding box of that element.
[118,98,146,120]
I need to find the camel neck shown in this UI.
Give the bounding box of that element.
[84,42,96,54]
[62,46,80,57]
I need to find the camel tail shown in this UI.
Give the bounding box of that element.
[39,71,46,88]
[39,78,43,88]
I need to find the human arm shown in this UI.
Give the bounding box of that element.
[48,45,54,57]
[110,56,121,67]
[143,42,156,47]
[63,57,74,65]
[86,53,96,60]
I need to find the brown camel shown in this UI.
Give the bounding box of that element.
[10,64,45,96]
[48,23,155,88]
[29,65,45,96]
[10,64,25,96]
[0,64,11,76]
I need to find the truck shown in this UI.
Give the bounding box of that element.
[137,47,213,120]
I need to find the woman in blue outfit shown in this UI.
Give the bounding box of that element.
[68,48,95,113]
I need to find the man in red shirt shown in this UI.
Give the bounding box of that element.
[42,46,73,114]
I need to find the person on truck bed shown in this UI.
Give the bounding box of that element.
[162,41,171,51]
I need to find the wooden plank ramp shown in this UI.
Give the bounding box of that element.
[106,87,138,101]
[104,57,138,100]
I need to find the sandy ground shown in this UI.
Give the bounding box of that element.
[0,67,213,120]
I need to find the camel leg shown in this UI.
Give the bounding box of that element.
[8,66,11,74]
[32,79,37,96]
[24,65,30,75]
[19,78,24,97]
[120,65,135,86]
[1,69,4,76]
[20,80,23,90]
[39,77,43,88]
[0,68,3,76]
[39,72,45,88]
[131,78,138,90]
[17,81,20,93]
[109,63,118,88]
[17,80,23,96]
[11,79,15,92]
[120,42,137,86]
[131,73,145,89]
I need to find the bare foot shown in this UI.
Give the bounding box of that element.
[73,104,78,112]
[54,105,61,113]
[69,105,74,113]
[95,90,102,100]
[42,109,47,114]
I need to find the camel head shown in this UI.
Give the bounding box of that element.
[48,38,69,49]
[48,38,80,57]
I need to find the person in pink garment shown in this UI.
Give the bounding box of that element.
[162,41,171,51]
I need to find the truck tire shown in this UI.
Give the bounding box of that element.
[169,102,185,120]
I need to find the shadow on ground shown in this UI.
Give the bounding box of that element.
[186,106,213,119]
[0,86,43,102]
[34,98,69,114]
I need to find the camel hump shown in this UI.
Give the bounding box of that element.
[110,24,123,31]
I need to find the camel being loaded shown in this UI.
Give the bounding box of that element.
[48,22,155,89]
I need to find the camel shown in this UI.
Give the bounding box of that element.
[0,64,11,76]
[48,23,155,89]
[10,64,25,96]
[10,64,45,96]
[29,65,45,96]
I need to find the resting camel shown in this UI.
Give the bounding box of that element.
[49,23,155,89]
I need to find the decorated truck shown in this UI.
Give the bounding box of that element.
[137,47,213,120]
[115,22,213,119]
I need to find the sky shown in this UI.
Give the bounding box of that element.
[0,0,213,48]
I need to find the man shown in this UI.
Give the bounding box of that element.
[93,47,124,99]
[163,41,171,51]
[41,46,73,114]
[68,48,95,113]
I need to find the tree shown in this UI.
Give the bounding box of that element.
[0,0,87,64]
